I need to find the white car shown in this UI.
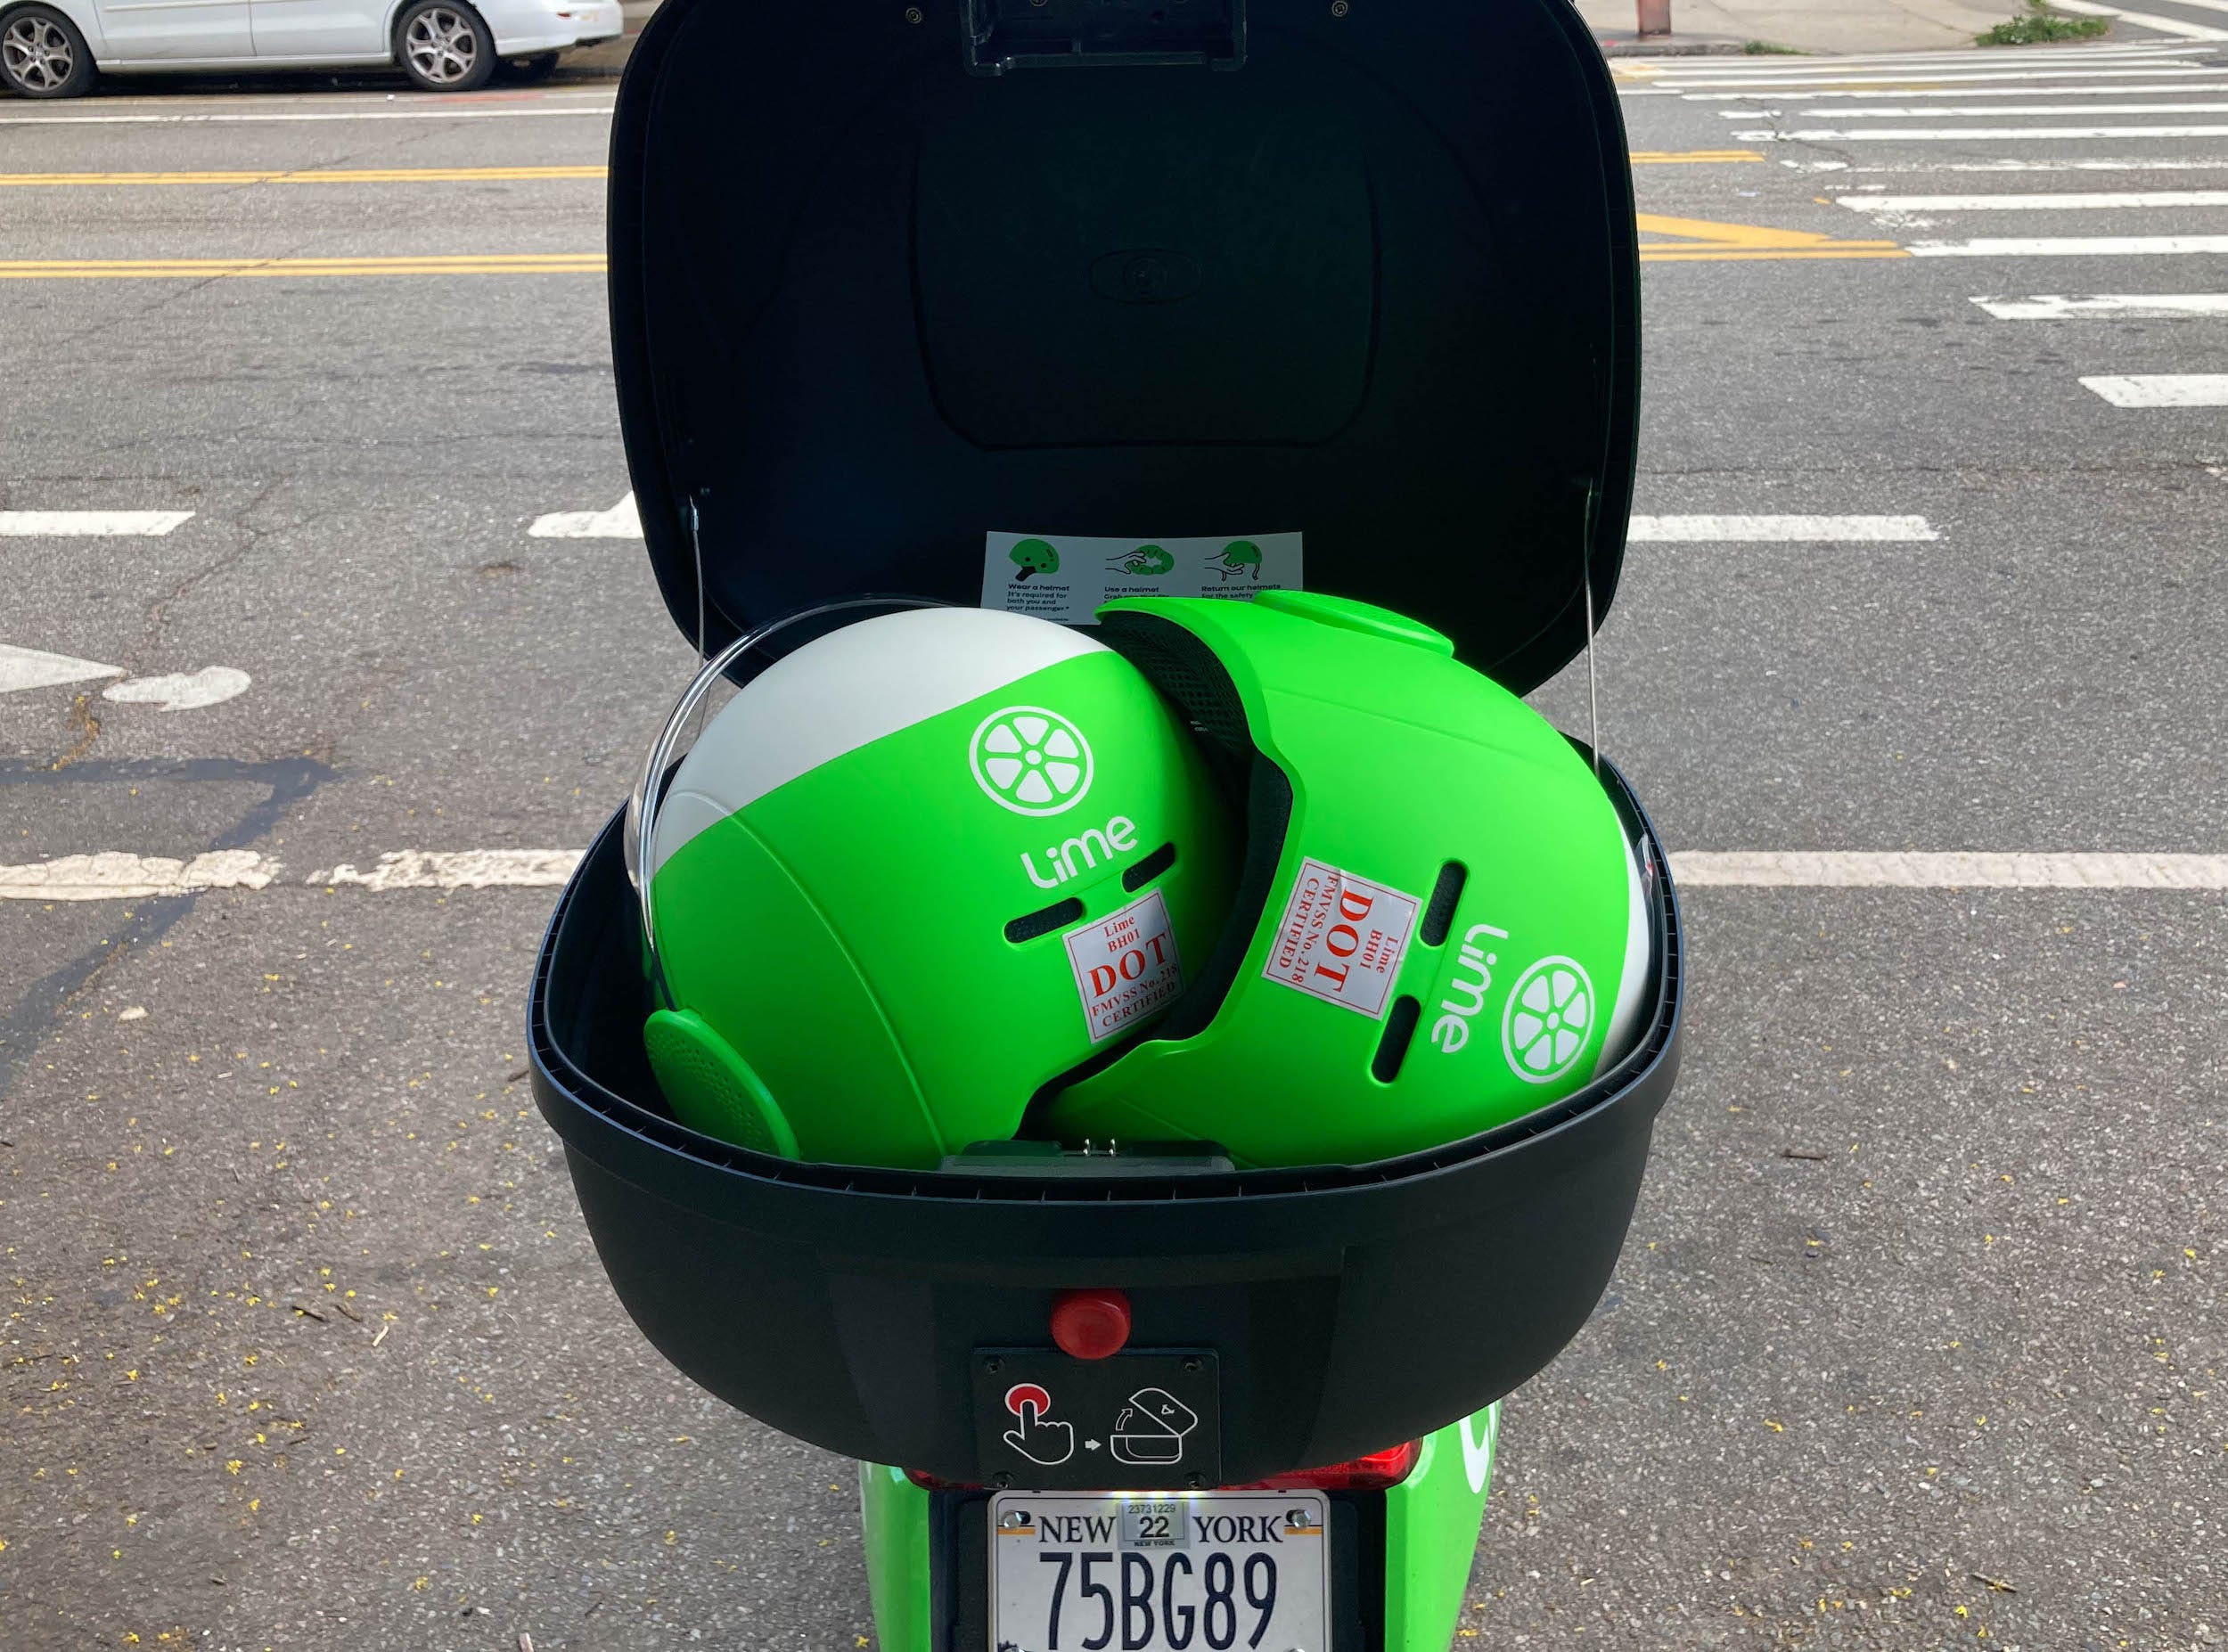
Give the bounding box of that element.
[1,0,621,96]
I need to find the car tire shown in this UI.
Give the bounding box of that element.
[497,50,558,83]
[1,4,97,98]
[394,0,495,92]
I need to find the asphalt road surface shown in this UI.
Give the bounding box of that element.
[3,37,2224,1652]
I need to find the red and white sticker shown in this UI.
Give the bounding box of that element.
[1065,889,1185,1044]
[1261,859,1420,1019]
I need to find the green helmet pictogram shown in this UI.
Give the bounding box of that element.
[1214,540,1264,583]
[1115,544,1175,577]
[1009,538,1061,580]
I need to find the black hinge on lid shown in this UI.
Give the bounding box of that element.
[963,0,1245,74]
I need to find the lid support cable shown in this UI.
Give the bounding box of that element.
[1581,483,1602,778]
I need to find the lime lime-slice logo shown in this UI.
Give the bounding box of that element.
[970,706,1094,816]
[1500,956,1594,1084]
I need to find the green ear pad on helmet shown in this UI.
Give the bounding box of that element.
[644,1009,801,1160]
[1041,590,1652,1170]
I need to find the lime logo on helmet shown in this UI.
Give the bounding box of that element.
[1501,956,1593,1084]
[971,706,1094,816]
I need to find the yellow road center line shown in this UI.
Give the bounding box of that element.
[0,165,607,187]
[0,209,1913,278]
[1642,246,1913,260]
[1634,210,1907,260]
[0,254,607,280]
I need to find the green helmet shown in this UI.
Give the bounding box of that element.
[1041,591,1652,1167]
[641,607,1236,1168]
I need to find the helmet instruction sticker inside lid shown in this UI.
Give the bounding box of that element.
[984,531,1303,624]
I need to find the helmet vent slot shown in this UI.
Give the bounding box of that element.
[1420,862,1468,947]
[1372,996,1422,1084]
[1121,841,1178,893]
[1005,897,1085,945]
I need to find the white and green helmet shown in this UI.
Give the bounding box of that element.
[642,607,1238,1168]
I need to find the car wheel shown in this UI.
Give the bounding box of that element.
[1,4,97,98]
[394,0,495,92]
[497,50,557,83]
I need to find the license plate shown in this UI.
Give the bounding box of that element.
[990,1491,1328,1652]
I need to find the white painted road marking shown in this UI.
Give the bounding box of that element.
[0,851,276,900]
[102,667,251,712]
[1909,235,2228,255]
[1798,158,2228,172]
[1674,852,2228,889]
[1733,102,2228,118]
[0,644,121,695]
[316,850,586,890]
[0,510,192,536]
[2080,374,2228,405]
[1737,127,2228,141]
[1,649,251,707]
[528,494,642,538]
[2044,0,2228,39]
[8,849,2224,898]
[1627,515,1940,543]
[1842,191,2228,210]
[1973,292,2228,316]
[1686,78,2228,98]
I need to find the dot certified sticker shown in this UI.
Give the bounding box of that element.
[1064,889,1184,1043]
[1261,859,1420,1019]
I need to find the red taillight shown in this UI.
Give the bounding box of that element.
[1237,1440,1421,1492]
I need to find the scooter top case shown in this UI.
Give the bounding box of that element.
[530,0,1681,1489]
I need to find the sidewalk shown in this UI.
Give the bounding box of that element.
[1575,0,2027,53]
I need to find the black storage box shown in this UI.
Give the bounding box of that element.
[530,0,1683,1486]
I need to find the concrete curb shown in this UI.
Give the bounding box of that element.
[1596,36,1767,54]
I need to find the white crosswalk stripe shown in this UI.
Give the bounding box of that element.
[1678,75,2227,96]
[2080,373,2228,404]
[0,510,192,536]
[1790,158,2228,172]
[1729,102,2228,117]
[1626,515,1940,543]
[1841,190,2228,209]
[1911,233,2228,253]
[1972,291,2228,315]
[1736,126,2228,140]
[1690,82,2228,100]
